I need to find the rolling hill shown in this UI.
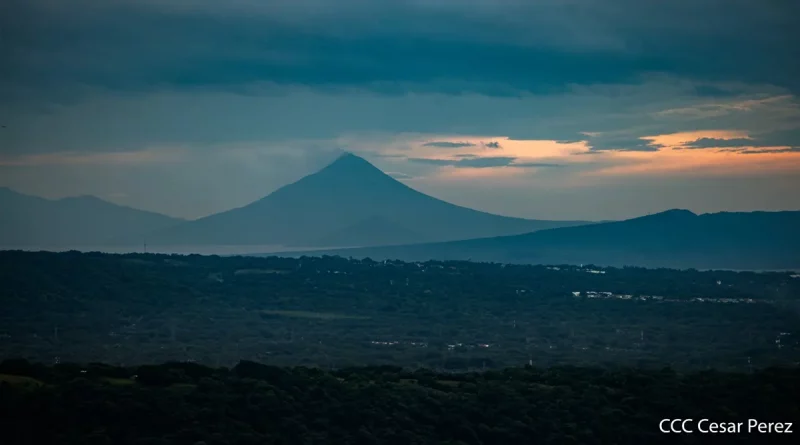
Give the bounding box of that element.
[0,187,183,248]
[145,153,591,248]
[270,209,800,270]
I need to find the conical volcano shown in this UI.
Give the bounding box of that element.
[145,153,590,247]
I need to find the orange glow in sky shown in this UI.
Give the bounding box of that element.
[400,131,800,181]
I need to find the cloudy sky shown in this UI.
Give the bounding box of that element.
[1,0,799,221]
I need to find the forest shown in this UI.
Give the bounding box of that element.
[1,359,799,444]
[1,250,798,372]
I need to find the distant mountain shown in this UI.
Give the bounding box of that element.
[0,187,183,247]
[273,209,800,270]
[146,153,591,248]
[304,215,424,248]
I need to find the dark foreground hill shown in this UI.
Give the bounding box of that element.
[1,360,798,445]
[0,187,183,247]
[144,153,590,248]
[277,209,800,270]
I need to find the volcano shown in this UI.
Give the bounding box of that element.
[145,153,590,247]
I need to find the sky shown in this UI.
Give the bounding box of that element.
[1,0,799,221]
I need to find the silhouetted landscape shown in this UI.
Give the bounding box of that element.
[4,0,800,442]
[5,154,799,271]
[3,251,798,371]
[3,155,800,444]
[3,250,800,443]
[0,187,183,247]
[283,206,800,270]
[2,360,799,445]
[1,154,591,251]
[137,154,596,248]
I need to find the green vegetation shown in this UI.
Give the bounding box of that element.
[260,310,370,320]
[101,377,135,386]
[2,251,799,443]
[235,269,291,275]
[1,250,798,372]
[0,373,43,387]
[1,359,798,444]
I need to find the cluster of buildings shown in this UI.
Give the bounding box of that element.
[572,291,761,304]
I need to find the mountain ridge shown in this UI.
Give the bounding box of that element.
[266,208,800,270]
[0,187,184,247]
[144,152,593,247]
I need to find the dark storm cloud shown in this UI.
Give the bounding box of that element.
[737,147,800,154]
[681,128,800,149]
[682,138,756,148]
[422,141,477,148]
[408,156,562,169]
[422,141,503,149]
[586,137,664,152]
[2,0,799,104]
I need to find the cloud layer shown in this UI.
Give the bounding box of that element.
[1,0,799,220]
[3,0,799,103]
[408,156,563,169]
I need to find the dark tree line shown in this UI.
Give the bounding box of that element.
[1,359,799,444]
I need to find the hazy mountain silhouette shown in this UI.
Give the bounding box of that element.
[276,209,800,270]
[0,187,183,247]
[305,215,424,247]
[146,153,591,247]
